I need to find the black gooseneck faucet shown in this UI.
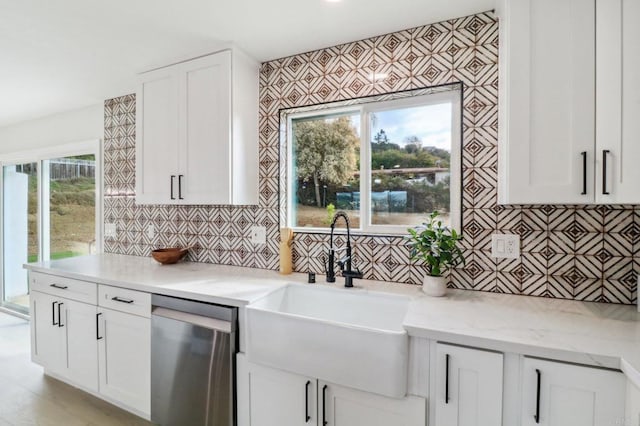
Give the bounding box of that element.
[326,211,363,287]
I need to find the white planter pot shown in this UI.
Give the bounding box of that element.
[422,275,447,297]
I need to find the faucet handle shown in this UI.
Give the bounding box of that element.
[343,268,363,279]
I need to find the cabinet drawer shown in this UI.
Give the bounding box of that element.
[98,285,151,318]
[30,271,97,304]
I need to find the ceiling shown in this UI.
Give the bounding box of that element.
[0,0,494,128]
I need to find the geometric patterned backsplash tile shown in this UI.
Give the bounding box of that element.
[103,11,638,304]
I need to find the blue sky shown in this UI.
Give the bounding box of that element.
[371,102,452,151]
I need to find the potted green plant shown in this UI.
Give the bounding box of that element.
[406,211,465,296]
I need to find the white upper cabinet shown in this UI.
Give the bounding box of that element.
[499,0,595,204]
[136,48,259,205]
[499,0,640,204]
[596,0,640,203]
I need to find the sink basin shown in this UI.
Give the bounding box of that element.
[246,284,410,398]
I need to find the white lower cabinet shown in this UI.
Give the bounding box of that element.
[626,379,640,426]
[97,307,151,416]
[237,354,425,426]
[521,357,626,426]
[31,290,67,374]
[433,343,503,426]
[29,273,151,418]
[321,379,425,426]
[64,298,99,392]
[30,290,99,392]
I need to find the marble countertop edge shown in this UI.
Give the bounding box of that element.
[23,253,640,389]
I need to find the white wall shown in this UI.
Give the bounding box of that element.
[0,104,103,154]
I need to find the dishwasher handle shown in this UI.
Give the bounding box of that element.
[152,306,232,333]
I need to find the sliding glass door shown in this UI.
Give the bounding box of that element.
[2,163,38,312]
[0,143,100,315]
[48,155,97,260]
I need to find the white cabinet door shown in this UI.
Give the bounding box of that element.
[626,379,640,426]
[521,358,626,426]
[238,355,316,426]
[63,298,98,392]
[30,291,66,374]
[320,381,425,426]
[499,0,595,204]
[98,308,150,416]
[136,48,258,206]
[136,67,180,204]
[178,51,232,205]
[596,0,640,203]
[434,343,503,426]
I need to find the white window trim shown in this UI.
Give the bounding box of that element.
[286,90,461,235]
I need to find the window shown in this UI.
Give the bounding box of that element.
[286,87,461,234]
[0,141,101,315]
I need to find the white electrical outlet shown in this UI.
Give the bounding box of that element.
[104,223,116,239]
[491,234,520,259]
[147,224,155,239]
[250,226,267,245]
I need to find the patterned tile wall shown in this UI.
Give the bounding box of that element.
[103,11,638,304]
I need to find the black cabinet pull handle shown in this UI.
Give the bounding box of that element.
[96,313,103,340]
[111,296,134,304]
[50,283,68,290]
[57,303,64,328]
[178,175,184,200]
[305,380,311,422]
[534,368,541,423]
[602,150,610,195]
[52,301,58,325]
[322,384,328,426]
[170,175,176,200]
[581,151,587,195]
[445,353,450,404]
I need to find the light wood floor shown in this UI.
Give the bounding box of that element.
[0,312,152,425]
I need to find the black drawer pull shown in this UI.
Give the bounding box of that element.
[57,303,64,328]
[50,283,68,290]
[534,368,541,423]
[322,384,328,426]
[580,151,587,195]
[52,301,58,325]
[178,175,184,200]
[445,353,450,404]
[170,175,176,200]
[111,296,134,304]
[305,380,311,422]
[602,150,610,195]
[96,313,103,340]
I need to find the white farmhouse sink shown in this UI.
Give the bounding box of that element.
[246,284,410,398]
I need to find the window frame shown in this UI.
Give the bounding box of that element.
[283,85,462,236]
[0,139,102,317]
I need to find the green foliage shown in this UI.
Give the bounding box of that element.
[371,148,448,170]
[406,211,464,277]
[28,251,82,262]
[294,116,360,207]
[373,129,390,144]
[325,203,336,225]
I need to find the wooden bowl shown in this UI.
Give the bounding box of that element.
[151,247,189,265]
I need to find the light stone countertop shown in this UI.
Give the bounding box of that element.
[24,253,640,388]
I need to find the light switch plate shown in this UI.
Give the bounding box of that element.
[491,234,520,259]
[146,224,155,239]
[250,226,266,245]
[105,223,116,239]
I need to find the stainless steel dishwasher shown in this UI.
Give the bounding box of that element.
[151,294,237,426]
